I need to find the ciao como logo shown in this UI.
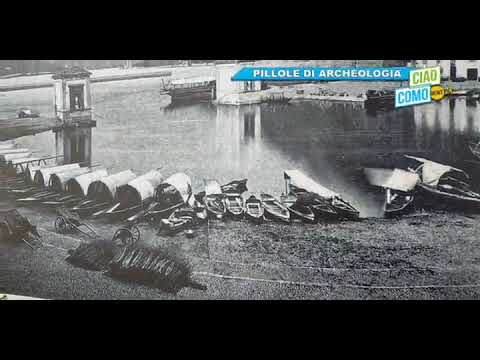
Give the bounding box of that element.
[431,85,446,101]
[395,84,446,108]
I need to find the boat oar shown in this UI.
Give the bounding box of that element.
[92,202,120,218]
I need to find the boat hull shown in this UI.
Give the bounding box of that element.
[288,204,316,223]
[384,195,415,218]
[205,195,226,219]
[261,194,290,223]
[225,195,245,219]
[416,183,480,212]
[245,196,264,223]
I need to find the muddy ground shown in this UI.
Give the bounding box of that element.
[2,193,480,300]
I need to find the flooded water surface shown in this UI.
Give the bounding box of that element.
[2,78,480,217]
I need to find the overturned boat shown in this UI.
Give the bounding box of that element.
[129,172,194,223]
[364,167,420,217]
[406,155,480,211]
[284,170,360,220]
[72,170,136,217]
[98,169,164,221]
[221,179,248,194]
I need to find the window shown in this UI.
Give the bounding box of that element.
[467,68,478,81]
[69,85,85,111]
[244,81,255,92]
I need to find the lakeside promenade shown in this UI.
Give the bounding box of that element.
[0,64,216,92]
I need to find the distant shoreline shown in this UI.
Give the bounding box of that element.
[0,68,173,92]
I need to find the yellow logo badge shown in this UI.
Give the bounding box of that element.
[431,85,445,101]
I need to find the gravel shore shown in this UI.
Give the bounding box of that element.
[2,195,480,300]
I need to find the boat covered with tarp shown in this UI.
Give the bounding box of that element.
[33,163,80,187]
[100,169,164,220]
[364,167,420,217]
[405,155,468,186]
[65,169,109,197]
[405,155,480,210]
[71,170,137,217]
[49,167,97,192]
[15,164,82,202]
[86,170,137,203]
[284,169,359,220]
[128,172,194,222]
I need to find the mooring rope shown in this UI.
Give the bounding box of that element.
[190,256,440,273]
[192,271,480,290]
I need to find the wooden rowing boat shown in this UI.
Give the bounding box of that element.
[284,170,360,220]
[245,195,264,223]
[204,180,226,219]
[280,193,316,223]
[260,193,290,223]
[225,193,244,219]
[406,155,480,211]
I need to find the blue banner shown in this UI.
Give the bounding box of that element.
[232,67,411,81]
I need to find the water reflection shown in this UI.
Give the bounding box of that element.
[6,79,480,218]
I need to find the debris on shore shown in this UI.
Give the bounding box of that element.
[66,240,207,294]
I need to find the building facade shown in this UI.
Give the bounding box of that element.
[411,60,480,81]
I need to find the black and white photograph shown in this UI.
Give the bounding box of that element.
[2,59,480,300]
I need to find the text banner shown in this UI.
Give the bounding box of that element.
[232,67,411,81]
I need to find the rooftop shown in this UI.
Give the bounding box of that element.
[52,66,92,80]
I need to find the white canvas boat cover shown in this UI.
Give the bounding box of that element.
[205,180,222,196]
[49,167,95,191]
[284,170,338,199]
[405,155,468,186]
[65,169,109,196]
[0,148,30,155]
[0,152,32,163]
[34,163,80,186]
[87,170,137,202]
[8,157,42,174]
[25,165,46,183]
[117,169,164,205]
[364,168,420,192]
[158,172,194,205]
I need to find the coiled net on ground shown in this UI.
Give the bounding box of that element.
[65,240,206,294]
[66,240,115,271]
[107,245,206,294]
